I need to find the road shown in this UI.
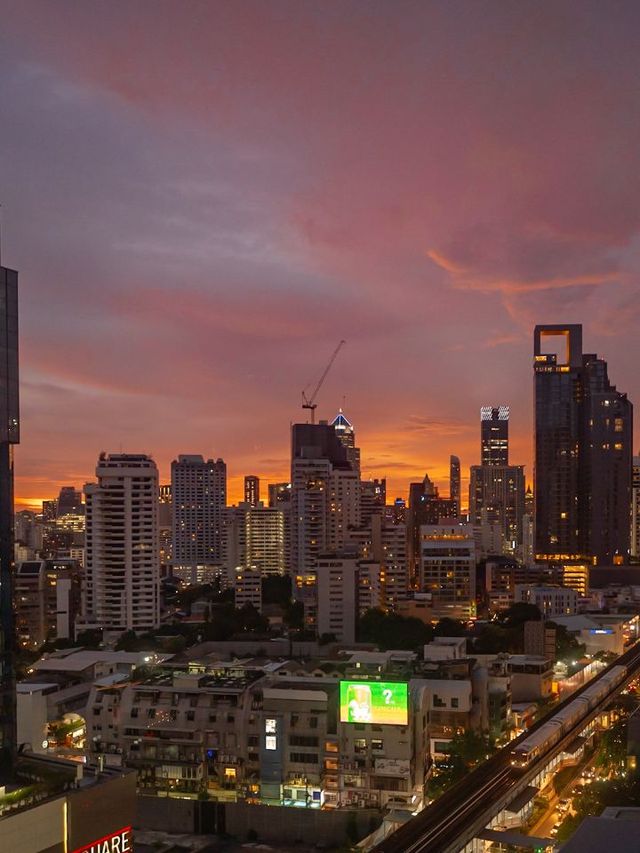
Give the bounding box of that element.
[373,640,640,853]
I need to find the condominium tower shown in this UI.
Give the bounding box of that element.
[171,455,226,582]
[83,453,160,632]
[534,325,633,564]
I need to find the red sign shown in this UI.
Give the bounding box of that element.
[72,826,132,853]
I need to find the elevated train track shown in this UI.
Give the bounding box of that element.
[373,640,640,853]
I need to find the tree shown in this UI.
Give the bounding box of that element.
[433,618,466,638]
[284,599,304,631]
[262,575,293,606]
[547,622,585,663]
[359,609,433,650]
[499,602,542,628]
[115,630,137,651]
[472,624,510,654]
[75,628,103,649]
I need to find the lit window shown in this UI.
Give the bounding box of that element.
[265,718,276,734]
[265,735,277,750]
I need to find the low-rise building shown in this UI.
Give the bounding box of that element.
[551,614,628,656]
[85,659,430,810]
[15,559,82,648]
[507,655,554,702]
[514,584,578,617]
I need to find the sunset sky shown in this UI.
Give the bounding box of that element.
[1,1,640,510]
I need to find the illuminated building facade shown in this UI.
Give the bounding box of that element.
[331,409,360,474]
[360,477,386,524]
[419,523,476,620]
[223,502,286,576]
[481,406,509,466]
[171,454,226,582]
[469,464,525,553]
[408,475,458,580]
[449,455,461,515]
[244,474,260,507]
[290,423,360,575]
[534,325,633,565]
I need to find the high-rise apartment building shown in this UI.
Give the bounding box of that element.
[534,325,633,565]
[171,455,226,583]
[223,502,286,576]
[469,465,525,553]
[290,423,360,574]
[481,406,509,466]
[347,514,409,610]
[360,478,386,524]
[0,264,19,773]
[244,475,260,507]
[449,455,461,515]
[316,552,358,643]
[632,456,640,561]
[407,475,457,579]
[419,523,476,620]
[83,453,160,633]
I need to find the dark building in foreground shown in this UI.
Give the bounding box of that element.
[534,324,633,566]
[0,265,19,776]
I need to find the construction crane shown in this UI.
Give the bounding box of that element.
[302,340,346,424]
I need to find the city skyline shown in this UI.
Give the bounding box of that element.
[2,2,640,510]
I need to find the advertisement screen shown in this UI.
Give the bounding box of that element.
[339,681,408,725]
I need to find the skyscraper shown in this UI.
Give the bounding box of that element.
[0,265,19,774]
[83,453,160,633]
[171,455,226,582]
[290,422,360,574]
[534,325,633,565]
[481,406,509,466]
[449,455,461,515]
[330,409,360,473]
[470,406,525,556]
[244,475,260,508]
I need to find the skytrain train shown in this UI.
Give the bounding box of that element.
[510,665,627,769]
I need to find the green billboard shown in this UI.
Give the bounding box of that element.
[339,681,408,725]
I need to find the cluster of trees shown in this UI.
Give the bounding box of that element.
[426,731,495,798]
[556,776,640,842]
[358,602,587,659]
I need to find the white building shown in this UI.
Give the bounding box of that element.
[514,584,578,617]
[223,502,286,577]
[83,453,160,633]
[419,523,476,620]
[171,454,226,583]
[316,553,358,643]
